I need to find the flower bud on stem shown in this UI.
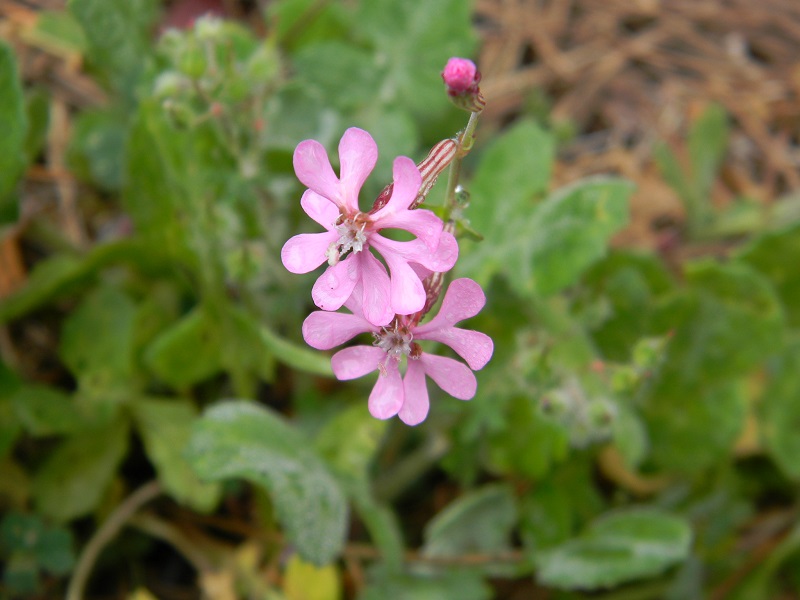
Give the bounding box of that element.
[417,104,482,320]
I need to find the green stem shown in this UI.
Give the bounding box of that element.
[442,111,480,222]
[373,430,450,502]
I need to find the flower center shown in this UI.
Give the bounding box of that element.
[372,320,422,360]
[326,213,370,266]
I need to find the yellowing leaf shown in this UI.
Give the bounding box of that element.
[283,555,340,600]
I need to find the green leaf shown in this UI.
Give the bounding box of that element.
[32,418,129,522]
[293,42,382,112]
[144,307,223,389]
[315,404,387,483]
[68,108,128,191]
[0,255,85,324]
[283,554,341,600]
[739,222,800,327]
[644,379,747,473]
[268,0,350,50]
[12,386,90,436]
[0,512,75,576]
[519,483,576,554]
[59,285,138,393]
[360,565,492,600]
[0,457,29,508]
[486,396,569,479]
[0,41,28,224]
[526,177,632,296]
[350,489,404,571]
[355,0,476,127]
[68,0,157,96]
[24,88,50,164]
[28,10,88,55]
[656,260,784,385]
[653,142,694,217]
[131,398,221,512]
[688,103,728,199]
[537,509,692,590]
[3,553,39,595]
[34,527,75,575]
[264,83,341,152]
[256,320,333,377]
[461,139,631,296]
[423,485,519,575]
[612,403,649,468]
[0,239,174,324]
[457,119,553,281]
[123,103,200,258]
[762,340,800,480]
[578,251,674,361]
[186,401,347,565]
[641,262,778,472]
[1,511,44,550]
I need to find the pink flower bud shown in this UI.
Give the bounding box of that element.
[441,57,478,93]
[441,58,485,113]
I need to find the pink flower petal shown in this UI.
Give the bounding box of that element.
[312,255,360,311]
[388,257,426,316]
[374,232,458,274]
[293,139,339,202]
[302,311,375,350]
[418,353,477,400]
[357,251,394,326]
[338,128,377,213]
[417,231,459,272]
[373,208,443,251]
[415,327,493,370]
[331,346,385,380]
[281,231,337,274]
[372,156,422,217]
[415,278,486,329]
[300,190,340,231]
[368,358,404,419]
[399,359,430,426]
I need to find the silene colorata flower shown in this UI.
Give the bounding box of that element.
[302,278,493,425]
[281,128,457,327]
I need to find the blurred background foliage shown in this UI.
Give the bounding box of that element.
[1,0,800,598]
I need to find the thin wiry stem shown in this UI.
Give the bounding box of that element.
[66,481,162,600]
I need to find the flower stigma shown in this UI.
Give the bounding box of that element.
[326,213,369,266]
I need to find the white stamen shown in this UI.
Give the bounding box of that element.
[327,218,368,265]
[373,325,413,358]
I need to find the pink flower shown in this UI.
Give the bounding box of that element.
[302,278,493,425]
[441,57,478,94]
[281,128,457,326]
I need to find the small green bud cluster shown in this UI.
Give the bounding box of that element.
[539,382,617,448]
[153,18,281,150]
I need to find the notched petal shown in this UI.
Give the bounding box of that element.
[312,256,360,311]
[302,311,374,350]
[281,232,336,274]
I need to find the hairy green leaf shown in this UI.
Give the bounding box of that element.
[144,307,223,389]
[186,401,347,565]
[132,398,221,512]
[762,340,800,480]
[423,484,519,575]
[69,0,157,95]
[32,418,129,522]
[59,285,138,393]
[537,509,692,590]
[739,222,800,327]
